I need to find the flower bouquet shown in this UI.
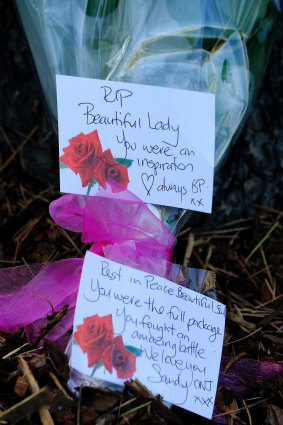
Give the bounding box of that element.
[16,0,280,233]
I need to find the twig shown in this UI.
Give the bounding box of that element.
[13,128,53,145]
[57,227,81,255]
[18,185,55,211]
[94,398,137,425]
[223,352,247,375]
[33,295,54,315]
[0,126,39,172]
[226,290,255,308]
[242,399,252,425]
[236,254,259,290]
[2,343,30,360]
[18,356,54,425]
[118,401,151,418]
[1,126,15,153]
[255,293,283,309]
[204,245,213,268]
[16,347,43,357]
[49,372,68,396]
[223,217,258,226]
[0,387,51,423]
[192,248,205,268]
[225,327,262,346]
[118,398,137,418]
[260,245,273,286]
[213,398,269,418]
[194,226,251,236]
[183,232,194,267]
[13,217,41,263]
[207,264,239,277]
[263,277,275,299]
[249,265,272,279]
[0,259,21,264]
[32,305,69,347]
[77,386,82,425]
[254,205,283,215]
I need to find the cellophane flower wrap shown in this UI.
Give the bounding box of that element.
[16,0,280,232]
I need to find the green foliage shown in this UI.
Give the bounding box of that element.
[59,161,68,169]
[87,177,97,195]
[115,158,133,168]
[125,345,143,357]
[91,360,104,376]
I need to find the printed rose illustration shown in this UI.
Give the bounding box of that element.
[73,314,113,369]
[60,130,132,194]
[74,314,141,379]
[94,149,130,189]
[59,130,102,187]
[111,335,136,379]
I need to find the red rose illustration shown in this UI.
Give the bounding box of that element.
[111,335,136,379]
[60,130,102,187]
[74,314,113,371]
[94,149,129,189]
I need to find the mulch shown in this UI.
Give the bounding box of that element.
[0,178,282,424]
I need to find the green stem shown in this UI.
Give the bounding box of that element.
[245,221,279,262]
[87,183,92,196]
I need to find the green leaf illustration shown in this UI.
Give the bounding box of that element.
[125,345,143,357]
[59,161,68,169]
[87,177,97,195]
[91,360,103,376]
[115,158,133,168]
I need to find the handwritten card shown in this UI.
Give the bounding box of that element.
[71,251,225,419]
[57,75,215,213]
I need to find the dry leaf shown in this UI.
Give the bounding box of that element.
[82,387,122,413]
[266,404,283,425]
[44,339,70,381]
[215,386,238,412]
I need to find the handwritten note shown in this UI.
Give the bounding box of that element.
[57,75,215,213]
[71,251,225,419]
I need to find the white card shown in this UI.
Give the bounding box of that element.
[71,251,225,419]
[57,75,215,213]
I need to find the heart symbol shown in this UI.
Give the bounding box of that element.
[141,173,154,196]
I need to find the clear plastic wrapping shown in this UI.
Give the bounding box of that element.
[16,0,279,232]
